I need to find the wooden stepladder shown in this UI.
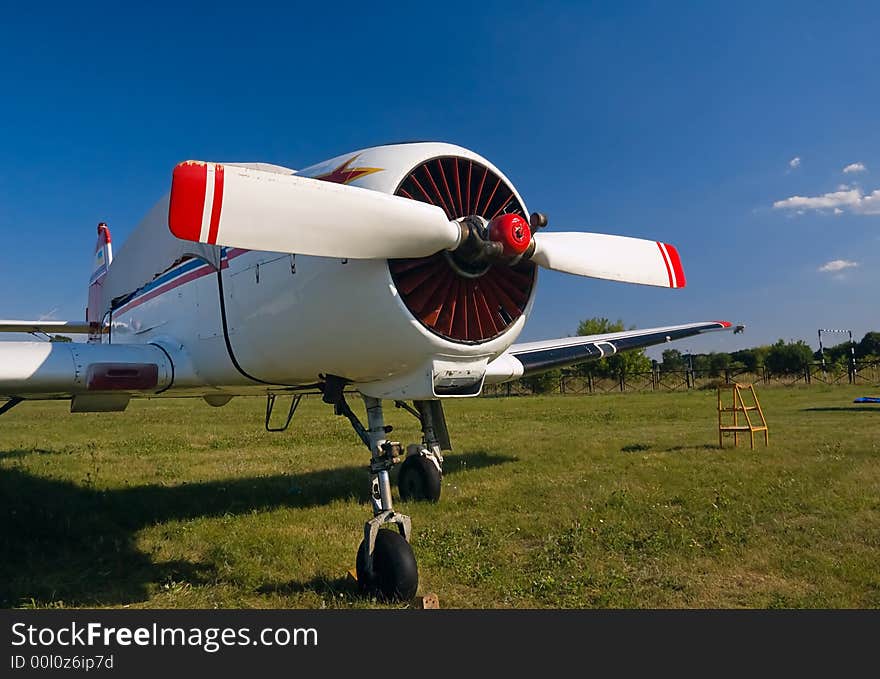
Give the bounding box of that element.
[718,383,768,449]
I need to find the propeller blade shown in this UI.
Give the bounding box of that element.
[168,162,462,259]
[529,232,686,288]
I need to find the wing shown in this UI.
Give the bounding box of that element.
[0,341,174,411]
[0,320,92,334]
[485,321,741,382]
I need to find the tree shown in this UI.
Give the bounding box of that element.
[660,349,685,371]
[856,332,880,359]
[708,352,731,376]
[576,317,622,337]
[765,339,813,375]
[821,340,853,363]
[691,353,711,373]
[731,346,769,372]
[573,317,651,377]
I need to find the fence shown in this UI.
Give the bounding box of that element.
[482,360,880,397]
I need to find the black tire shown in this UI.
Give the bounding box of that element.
[356,529,419,601]
[398,454,442,502]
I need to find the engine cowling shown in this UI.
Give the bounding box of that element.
[298,142,538,345]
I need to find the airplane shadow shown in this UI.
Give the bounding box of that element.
[619,443,721,453]
[801,406,880,413]
[0,450,514,608]
[0,448,64,460]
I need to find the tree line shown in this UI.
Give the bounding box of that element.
[660,331,880,377]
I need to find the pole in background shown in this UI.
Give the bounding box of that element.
[849,330,857,384]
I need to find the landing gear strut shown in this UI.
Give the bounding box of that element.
[395,400,447,502]
[323,380,418,600]
[322,379,454,601]
[355,396,418,600]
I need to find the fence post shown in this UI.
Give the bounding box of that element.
[619,371,625,392]
[588,373,593,394]
[849,336,857,384]
[560,374,566,395]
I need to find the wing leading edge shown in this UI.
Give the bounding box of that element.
[485,321,741,383]
[0,320,92,334]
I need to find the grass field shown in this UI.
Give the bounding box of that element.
[1,386,878,609]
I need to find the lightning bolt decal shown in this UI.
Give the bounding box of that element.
[313,154,383,184]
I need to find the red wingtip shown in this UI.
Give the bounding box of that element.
[664,243,686,288]
[168,161,208,242]
[715,320,733,328]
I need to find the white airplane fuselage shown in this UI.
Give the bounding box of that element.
[109,247,533,399]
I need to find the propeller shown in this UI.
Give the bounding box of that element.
[528,231,685,288]
[167,160,685,288]
[168,161,462,259]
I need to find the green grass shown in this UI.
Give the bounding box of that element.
[1,386,878,608]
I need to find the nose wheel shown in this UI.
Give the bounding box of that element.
[356,521,418,601]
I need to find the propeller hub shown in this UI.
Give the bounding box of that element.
[488,214,531,257]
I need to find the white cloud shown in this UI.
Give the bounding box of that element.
[789,157,801,169]
[818,259,858,273]
[773,187,880,214]
[843,162,867,174]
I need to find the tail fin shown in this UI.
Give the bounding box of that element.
[86,222,113,343]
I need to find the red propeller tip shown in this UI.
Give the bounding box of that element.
[169,162,208,242]
[168,161,225,244]
[658,242,686,288]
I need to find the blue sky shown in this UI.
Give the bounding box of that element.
[1,2,877,357]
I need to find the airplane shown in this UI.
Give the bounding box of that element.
[0,142,737,601]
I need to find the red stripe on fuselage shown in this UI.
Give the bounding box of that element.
[115,264,216,316]
[115,249,251,316]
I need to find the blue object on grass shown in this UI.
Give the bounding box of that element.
[853,397,880,403]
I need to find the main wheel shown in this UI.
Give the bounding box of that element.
[356,529,419,601]
[398,454,442,502]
